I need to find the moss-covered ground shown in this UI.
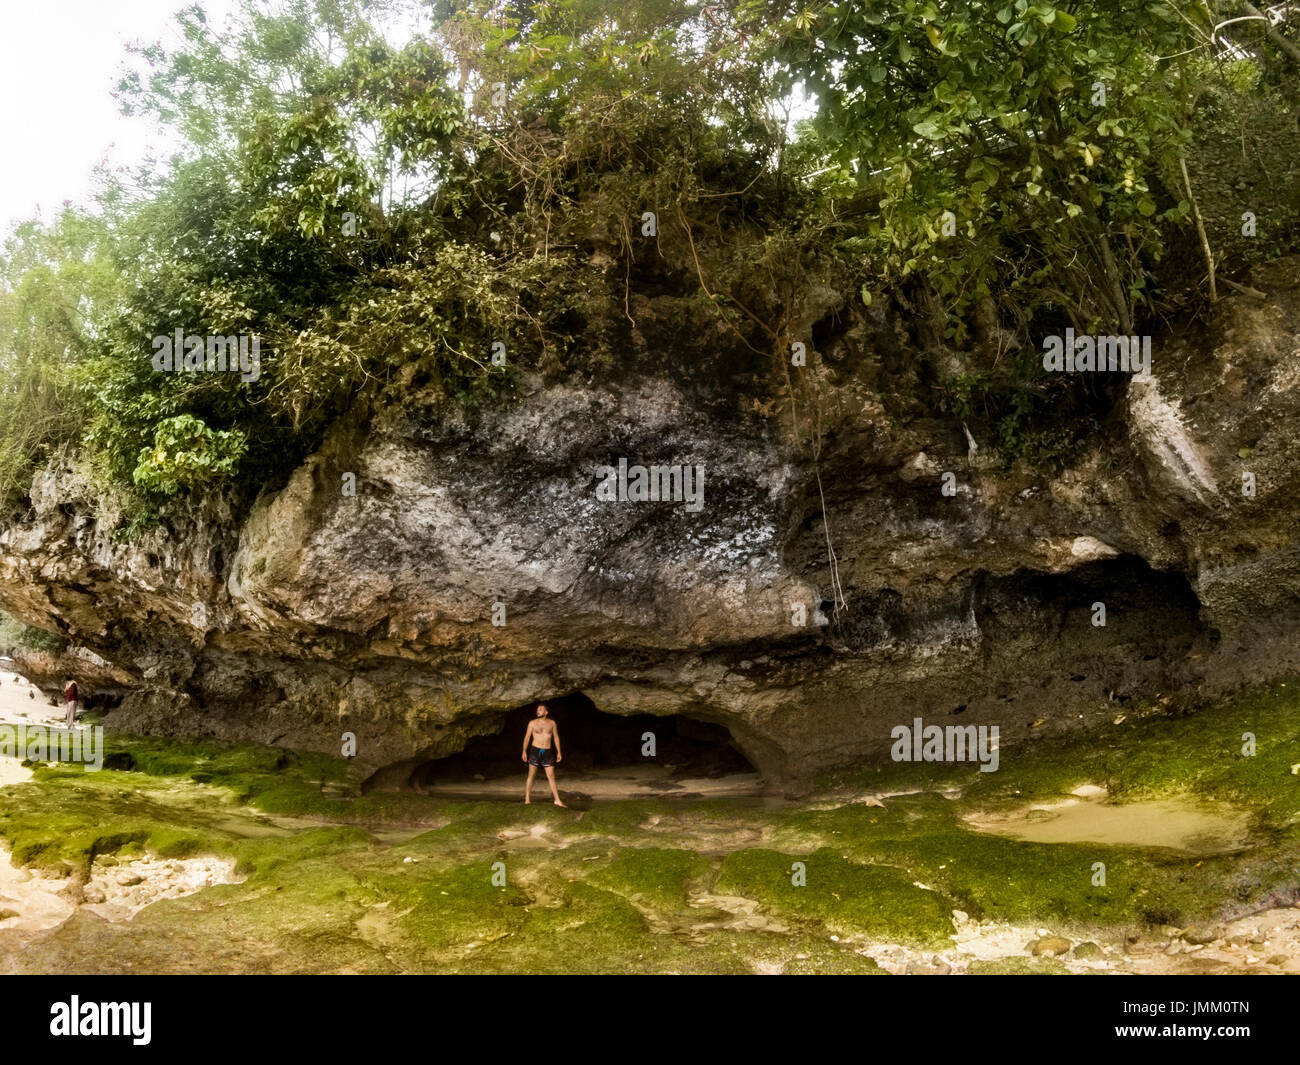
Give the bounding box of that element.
[1,680,1297,973]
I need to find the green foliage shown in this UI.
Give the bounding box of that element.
[2,0,1300,515]
[0,210,116,500]
[759,0,1201,335]
[949,366,1080,464]
[132,414,247,496]
[1180,60,1300,274]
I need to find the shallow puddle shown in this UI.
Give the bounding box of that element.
[964,793,1252,853]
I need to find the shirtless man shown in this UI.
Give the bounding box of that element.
[522,704,565,806]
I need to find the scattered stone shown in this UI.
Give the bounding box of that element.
[116,873,143,887]
[0,908,18,921]
[1267,954,1289,966]
[1073,941,1104,960]
[1165,940,1183,956]
[1031,936,1072,958]
[82,886,106,904]
[905,958,951,975]
[1182,925,1221,945]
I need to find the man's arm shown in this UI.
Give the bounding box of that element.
[552,724,561,762]
[522,721,533,760]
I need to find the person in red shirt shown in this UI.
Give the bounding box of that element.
[63,679,79,729]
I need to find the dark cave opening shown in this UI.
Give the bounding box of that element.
[410,692,756,791]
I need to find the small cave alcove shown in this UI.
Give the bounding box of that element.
[410,692,760,800]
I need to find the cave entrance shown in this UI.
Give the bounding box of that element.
[411,693,761,801]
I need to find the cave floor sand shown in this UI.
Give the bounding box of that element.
[418,764,765,804]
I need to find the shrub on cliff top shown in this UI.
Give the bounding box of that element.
[1,0,1297,512]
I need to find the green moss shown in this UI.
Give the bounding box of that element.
[689,931,886,974]
[5,678,1300,973]
[556,799,668,837]
[966,956,1071,975]
[955,681,1300,819]
[588,847,708,910]
[0,776,232,872]
[385,862,532,958]
[470,882,654,974]
[819,681,1300,823]
[232,826,374,877]
[769,789,1300,930]
[715,847,955,946]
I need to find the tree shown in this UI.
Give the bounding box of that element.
[758,0,1202,336]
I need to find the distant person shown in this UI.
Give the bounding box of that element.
[522,703,565,806]
[63,678,79,729]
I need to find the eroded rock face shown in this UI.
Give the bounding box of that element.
[5,645,133,703]
[3,262,1300,791]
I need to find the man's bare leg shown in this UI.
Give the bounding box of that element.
[544,765,565,807]
[525,764,537,804]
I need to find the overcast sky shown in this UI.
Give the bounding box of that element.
[0,0,242,234]
[0,1,807,237]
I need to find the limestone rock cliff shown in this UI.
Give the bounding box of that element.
[3,261,1299,792]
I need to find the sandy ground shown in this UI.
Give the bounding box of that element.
[0,669,88,788]
[420,764,765,803]
[0,668,66,727]
[0,847,243,934]
[0,670,67,785]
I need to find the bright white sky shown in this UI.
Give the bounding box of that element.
[0,0,243,235]
[0,1,809,236]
